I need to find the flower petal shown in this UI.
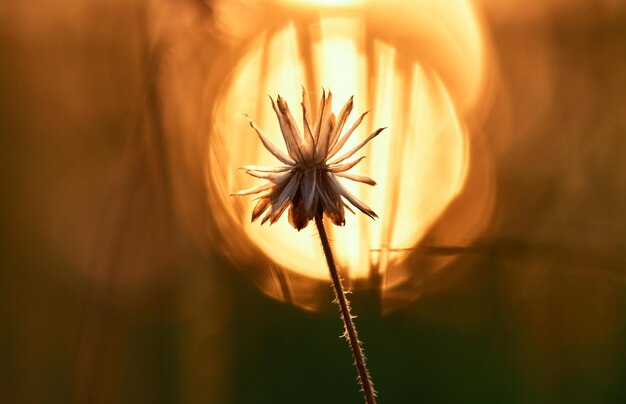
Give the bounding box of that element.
[239,165,291,173]
[316,174,345,226]
[241,170,292,181]
[312,89,327,144]
[251,197,271,222]
[262,201,289,225]
[333,172,376,186]
[328,127,386,165]
[272,96,305,162]
[327,96,353,154]
[315,91,334,160]
[264,173,300,224]
[246,118,295,165]
[329,174,378,219]
[327,111,368,159]
[231,181,275,196]
[326,198,345,226]
[328,156,366,173]
[288,191,309,230]
[302,87,313,125]
[317,112,335,161]
[301,169,318,216]
[279,95,308,156]
[301,88,315,156]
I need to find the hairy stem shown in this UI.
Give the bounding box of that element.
[315,212,376,404]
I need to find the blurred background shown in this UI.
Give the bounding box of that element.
[1,0,626,403]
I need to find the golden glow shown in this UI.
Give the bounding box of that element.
[213,14,476,280]
[279,0,359,5]
[207,0,491,307]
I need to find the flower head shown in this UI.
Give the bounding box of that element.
[232,88,386,231]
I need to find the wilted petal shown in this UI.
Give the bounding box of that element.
[313,89,327,143]
[301,88,315,156]
[329,175,378,219]
[301,87,313,125]
[317,112,336,161]
[328,127,386,165]
[272,96,305,162]
[247,118,295,165]
[333,172,376,186]
[242,170,292,181]
[231,181,274,196]
[262,199,290,224]
[327,96,353,154]
[325,198,345,226]
[264,173,300,224]
[261,191,289,224]
[327,111,368,159]
[316,175,345,226]
[302,169,318,216]
[251,197,271,222]
[301,108,315,158]
[279,95,309,158]
[315,91,334,160]
[288,191,309,230]
[315,177,333,211]
[239,165,291,173]
[328,156,366,173]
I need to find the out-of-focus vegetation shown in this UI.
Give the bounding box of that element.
[1,1,626,403]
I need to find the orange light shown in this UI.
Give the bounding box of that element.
[208,0,492,307]
[278,0,359,6]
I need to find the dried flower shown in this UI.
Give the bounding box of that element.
[233,88,386,230]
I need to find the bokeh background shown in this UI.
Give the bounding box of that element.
[1,0,626,403]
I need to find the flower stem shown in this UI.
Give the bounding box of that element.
[314,212,377,404]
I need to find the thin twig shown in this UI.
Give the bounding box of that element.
[315,212,377,404]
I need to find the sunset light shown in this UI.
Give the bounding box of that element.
[209,0,488,300]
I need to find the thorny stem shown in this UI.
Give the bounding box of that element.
[315,212,377,404]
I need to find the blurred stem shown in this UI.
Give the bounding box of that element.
[315,212,377,404]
